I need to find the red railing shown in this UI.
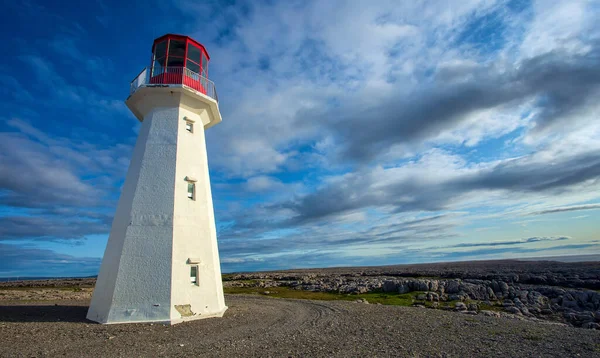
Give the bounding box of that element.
[129,67,218,102]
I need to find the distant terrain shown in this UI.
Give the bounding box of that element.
[1,258,599,357]
[223,258,600,329]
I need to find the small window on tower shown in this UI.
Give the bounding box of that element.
[190,265,198,285]
[187,182,195,200]
[185,121,193,133]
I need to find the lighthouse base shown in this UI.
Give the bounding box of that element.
[170,306,228,325]
[86,306,228,325]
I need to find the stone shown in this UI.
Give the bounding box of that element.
[398,283,411,294]
[481,310,501,317]
[382,280,398,293]
[562,299,580,310]
[468,303,479,312]
[505,306,522,315]
[490,281,500,293]
[427,292,440,302]
[455,302,467,311]
[446,280,461,294]
[502,300,514,307]
[413,280,429,292]
[582,322,600,330]
[486,287,496,300]
[513,298,525,308]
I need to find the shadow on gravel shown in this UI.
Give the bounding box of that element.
[0,305,90,323]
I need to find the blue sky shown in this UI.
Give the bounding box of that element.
[1,0,599,277]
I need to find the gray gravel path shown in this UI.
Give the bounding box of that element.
[1,295,599,357]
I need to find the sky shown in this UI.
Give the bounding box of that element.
[0,0,599,277]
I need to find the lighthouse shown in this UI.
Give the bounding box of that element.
[87,34,227,324]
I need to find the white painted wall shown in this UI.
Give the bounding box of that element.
[87,87,226,324]
[171,106,226,321]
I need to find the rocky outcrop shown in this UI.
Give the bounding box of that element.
[225,272,600,329]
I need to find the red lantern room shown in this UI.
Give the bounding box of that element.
[148,34,211,95]
[127,33,221,125]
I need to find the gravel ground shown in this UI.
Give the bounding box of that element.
[1,295,599,357]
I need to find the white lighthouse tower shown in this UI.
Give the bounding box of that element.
[87,34,227,324]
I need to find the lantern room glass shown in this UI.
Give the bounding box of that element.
[149,35,211,95]
[151,37,208,78]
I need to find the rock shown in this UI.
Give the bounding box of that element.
[427,292,440,302]
[518,290,529,302]
[468,303,479,312]
[490,280,500,294]
[481,310,501,317]
[582,322,600,330]
[413,280,429,292]
[502,300,514,307]
[513,297,525,308]
[382,280,398,293]
[499,281,509,295]
[398,283,411,294]
[416,294,427,301]
[446,280,461,294]
[486,287,496,300]
[455,302,467,311]
[505,306,522,315]
[562,299,580,310]
[573,312,594,323]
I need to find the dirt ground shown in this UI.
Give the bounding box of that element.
[1,294,599,357]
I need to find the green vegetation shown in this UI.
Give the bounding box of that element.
[479,302,504,311]
[523,334,543,341]
[224,286,419,306]
[224,285,510,313]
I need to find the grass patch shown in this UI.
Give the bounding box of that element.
[223,286,416,306]
[353,292,415,306]
[479,302,504,312]
[224,286,344,300]
[523,334,543,341]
